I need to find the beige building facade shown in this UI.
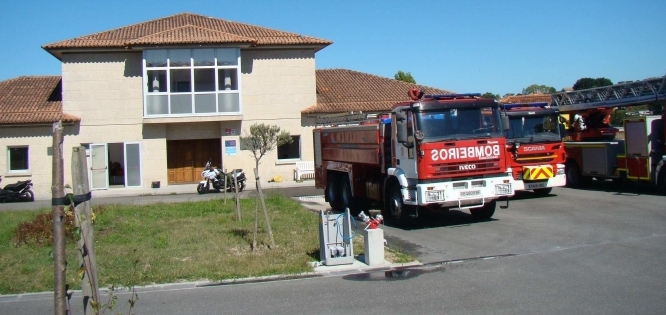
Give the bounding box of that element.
[1,13,328,198]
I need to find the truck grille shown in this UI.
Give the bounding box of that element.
[515,152,556,164]
[431,159,501,177]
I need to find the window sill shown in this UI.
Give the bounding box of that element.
[275,159,300,166]
[4,172,32,178]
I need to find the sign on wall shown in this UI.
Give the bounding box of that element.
[224,140,237,155]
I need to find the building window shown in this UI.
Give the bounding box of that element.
[8,146,29,173]
[277,136,300,160]
[144,48,241,117]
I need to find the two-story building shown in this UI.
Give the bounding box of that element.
[0,12,450,198]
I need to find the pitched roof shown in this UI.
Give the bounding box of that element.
[499,93,552,105]
[302,69,453,114]
[42,12,332,58]
[0,76,80,125]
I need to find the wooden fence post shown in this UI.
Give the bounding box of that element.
[51,121,67,315]
[72,146,100,315]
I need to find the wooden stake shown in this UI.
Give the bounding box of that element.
[72,146,100,315]
[51,121,67,315]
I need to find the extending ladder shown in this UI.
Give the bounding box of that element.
[550,74,666,112]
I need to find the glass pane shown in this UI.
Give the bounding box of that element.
[217,69,238,90]
[169,49,191,67]
[170,69,191,92]
[145,50,167,67]
[147,70,167,92]
[193,49,215,66]
[125,143,141,187]
[170,94,193,114]
[277,136,300,160]
[90,144,107,189]
[218,93,240,113]
[9,147,29,170]
[195,94,216,113]
[216,48,239,66]
[146,95,168,115]
[194,68,215,92]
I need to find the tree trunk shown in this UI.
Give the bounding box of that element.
[252,194,258,251]
[234,170,241,221]
[254,168,275,248]
[223,168,227,204]
[72,146,100,315]
[52,121,67,315]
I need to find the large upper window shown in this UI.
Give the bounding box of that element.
[144,48,241,117]
[7,146,29,173]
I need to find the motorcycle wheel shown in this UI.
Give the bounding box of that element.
[238,181,245,192]
[197,183,208,194]
[20,190,35,202]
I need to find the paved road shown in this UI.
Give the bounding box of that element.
[2,181,666,314]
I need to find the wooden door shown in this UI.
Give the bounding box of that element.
[167,139,221,184]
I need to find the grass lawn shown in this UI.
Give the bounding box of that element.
[0,194,412,294]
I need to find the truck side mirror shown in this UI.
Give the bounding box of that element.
[396,112,407,143]
[501,114,510,132]
[395,112,414,148]
[559,124,566,139]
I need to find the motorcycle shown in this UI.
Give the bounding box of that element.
[0,175,35,202]
[196,161,246,194]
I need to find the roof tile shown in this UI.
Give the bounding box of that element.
[0,76,80,125]
[302,69,452,114]
[499,93,552,104]
[43,12,332,51]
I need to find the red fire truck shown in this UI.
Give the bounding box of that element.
[548,74,666,193]
[313,92,514,226]
[500,102,567,195]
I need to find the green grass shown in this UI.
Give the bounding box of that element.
[0,195,414,294]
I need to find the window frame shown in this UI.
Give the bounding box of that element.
[143,48,242,117]
[7,146,29,174]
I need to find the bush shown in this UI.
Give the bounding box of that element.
[12,209,76,247]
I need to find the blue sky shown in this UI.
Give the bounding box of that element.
[1,0,665,96]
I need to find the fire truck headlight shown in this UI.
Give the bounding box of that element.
[557,168,565,175]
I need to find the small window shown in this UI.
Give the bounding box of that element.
[8,146,29,173]
[277,136,300,160]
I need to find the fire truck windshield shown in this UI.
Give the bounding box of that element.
[415,106,502,141]
[505,114,561,143]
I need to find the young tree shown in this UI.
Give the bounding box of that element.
[394,71,416,84]
[240,123,292,249]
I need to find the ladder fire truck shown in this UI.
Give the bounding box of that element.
[313,92,514,226]
[549,74,666,193]
[500,102,567,195]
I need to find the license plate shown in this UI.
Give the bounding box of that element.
[525,182,547,189]
[460,190,481,197]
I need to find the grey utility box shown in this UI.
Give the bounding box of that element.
[319,209,355,266]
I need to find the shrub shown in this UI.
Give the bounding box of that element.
[12,209,76,247]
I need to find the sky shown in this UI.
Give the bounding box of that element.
[1,0,665,97]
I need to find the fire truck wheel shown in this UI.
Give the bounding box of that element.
[326,173,344,211]
[565,163,585,187]
[532,187,552,196]
[470,200,496,220]
[340,176,360,215]
[658,170,666,196]
[383,182,411,227]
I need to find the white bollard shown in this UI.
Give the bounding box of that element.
[363,228,385,266]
